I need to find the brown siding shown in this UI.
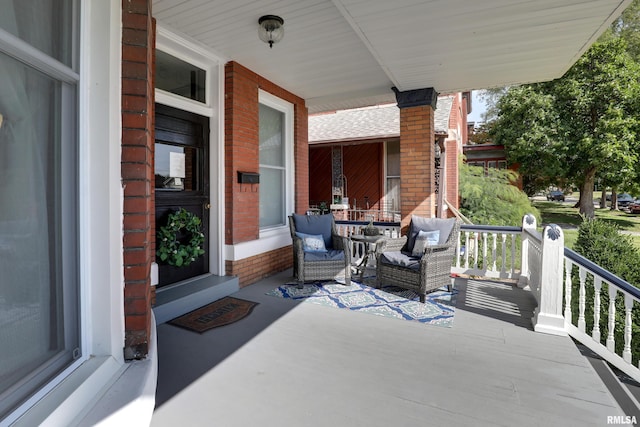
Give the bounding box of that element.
[309,146,332,205]
[343,144,382,209]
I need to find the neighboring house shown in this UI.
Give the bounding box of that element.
[0,1,627,425]
[464,122,522,189]
[308,93,469,219]
[463,143,509,170]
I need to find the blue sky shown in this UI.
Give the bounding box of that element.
[467,90,487,123]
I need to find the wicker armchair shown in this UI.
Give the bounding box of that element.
[289,214,351,287]
[375,217,460,303]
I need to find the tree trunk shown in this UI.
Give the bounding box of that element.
[611,188,618,211]
[579,168,596,218]
[599,188,606,209]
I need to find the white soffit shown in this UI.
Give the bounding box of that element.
[153,0,631,113]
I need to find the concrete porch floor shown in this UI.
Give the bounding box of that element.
[151,270,624,427]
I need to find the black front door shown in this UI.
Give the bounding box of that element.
[155,104,210,287]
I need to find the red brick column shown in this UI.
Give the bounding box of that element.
[394,87,438,231]
[121,0,154,360]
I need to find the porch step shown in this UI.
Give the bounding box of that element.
[153,274,239,325]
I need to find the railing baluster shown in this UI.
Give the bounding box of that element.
[491,233,497,272]
[455,232,461,268]
[464,231,470,269]
[498,233,503,273]
[593,277,602,342]
[564,259,572,324]
[482,232,488,270]
[578,268,587,332]
[510,234,516,276]
[473,233,479,269]
[607,286,617,352]
[624,294,633,364]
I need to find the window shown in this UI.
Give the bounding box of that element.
[0,2,79,420]
[385,141,400,212]
[258,91,293,230]
[156,50,206,103]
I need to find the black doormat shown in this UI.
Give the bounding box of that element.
[169,297,258,333]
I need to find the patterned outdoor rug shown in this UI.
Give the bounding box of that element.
[169,297,258,333]
[266,281,457,327]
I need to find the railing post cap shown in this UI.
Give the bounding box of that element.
[523,214,537,229]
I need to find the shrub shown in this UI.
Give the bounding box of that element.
[572,218,640,364]
[459,162,540,226]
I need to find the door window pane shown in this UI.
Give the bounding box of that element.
[155,143,198,191]
[386,140,400,176]
[156,50,206,103]
[386,141,400,211]
[0,51,79,418]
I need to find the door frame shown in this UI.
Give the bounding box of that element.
[155,25,225,277]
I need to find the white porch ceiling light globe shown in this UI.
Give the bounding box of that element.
[258,15,284,48]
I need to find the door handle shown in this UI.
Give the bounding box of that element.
[204,203,211,210]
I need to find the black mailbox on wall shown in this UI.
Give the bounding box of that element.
[237,171,260,184]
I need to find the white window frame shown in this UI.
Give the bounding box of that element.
[155,24,225,277]
[384,140,401,212]
[0,1,135,426]
[258,90,294,239]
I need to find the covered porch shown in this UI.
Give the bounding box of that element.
[151,269,625,426]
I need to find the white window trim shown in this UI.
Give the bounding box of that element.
[0,1,140,426]
[155,24,226,276]
[384,140,401,211]
[258,90,294,239]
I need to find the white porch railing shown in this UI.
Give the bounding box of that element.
[517,214,640,383]
[452,224,523,279]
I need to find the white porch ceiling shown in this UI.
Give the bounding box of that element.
[153,0,631,113]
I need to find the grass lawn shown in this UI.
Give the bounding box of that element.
[533,200,640,249]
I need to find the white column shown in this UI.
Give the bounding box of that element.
[533,224,568,336]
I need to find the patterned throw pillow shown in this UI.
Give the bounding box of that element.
[295,232,328,252]
[411,230,440,257]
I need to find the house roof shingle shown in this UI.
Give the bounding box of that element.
[309,95,455,143]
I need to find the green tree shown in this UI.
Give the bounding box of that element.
[605,0,640,61]
[459,162,540,226]
[491,37,640,218]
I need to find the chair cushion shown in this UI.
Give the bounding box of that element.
[380,251,420,270]
[411,230,440,256]
[292,213,334,249]
[303,250,345,261]
[407,216,456,253]
[295,232,327,252]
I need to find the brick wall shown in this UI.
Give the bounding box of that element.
[224,61,308,285]
[398,105,436,230]
[445,139,459,213]
[121,0,154,360]
[226,247,291,287]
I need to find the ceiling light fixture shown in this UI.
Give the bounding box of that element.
[258,15,284,49]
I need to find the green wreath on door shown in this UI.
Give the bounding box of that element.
[156,208,205,267]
